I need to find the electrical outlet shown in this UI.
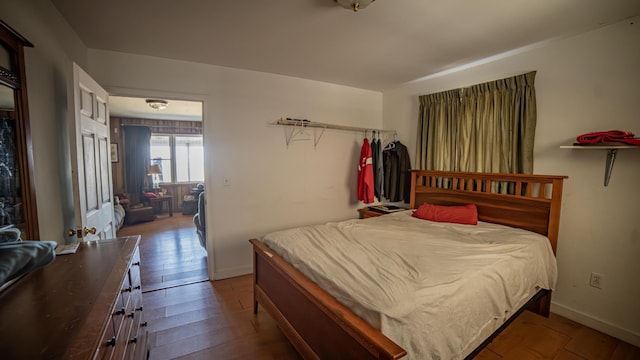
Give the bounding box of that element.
[589,272,604,289]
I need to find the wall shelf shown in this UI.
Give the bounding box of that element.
[275,117,396,149]
[560,145,638,186]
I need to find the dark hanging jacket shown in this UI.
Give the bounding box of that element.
[383,141,411,202]
[371,138,380,199]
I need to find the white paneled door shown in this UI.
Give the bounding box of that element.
[69,63,115,241]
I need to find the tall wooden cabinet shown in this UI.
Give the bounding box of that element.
[0,236,148,359]
[0,19,39,240]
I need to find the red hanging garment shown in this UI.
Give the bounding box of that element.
[357,138,375,204]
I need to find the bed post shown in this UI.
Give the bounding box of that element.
[409,171,417,209]
[547,178,565,254]
[253,245,259,315]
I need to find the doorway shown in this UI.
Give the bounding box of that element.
[109,95,208,291]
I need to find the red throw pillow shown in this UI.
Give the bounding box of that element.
[412,203,478,225]
[144,192,157,198]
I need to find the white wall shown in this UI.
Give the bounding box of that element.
[87,50,383,279]
[383,18,640,346]
[1,0,89,243]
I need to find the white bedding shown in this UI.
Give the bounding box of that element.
[261,210,557,359]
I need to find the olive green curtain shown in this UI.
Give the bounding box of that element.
[416,71,537,174]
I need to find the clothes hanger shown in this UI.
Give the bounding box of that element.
[383,133,395,150]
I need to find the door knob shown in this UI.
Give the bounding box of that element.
[82,226,97,236]
[67,229,77,237]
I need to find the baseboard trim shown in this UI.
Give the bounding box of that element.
[211,265,252,280]
[551,301,640,347]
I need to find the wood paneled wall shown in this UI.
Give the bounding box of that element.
[110,116,203,211]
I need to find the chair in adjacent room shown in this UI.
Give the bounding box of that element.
[193,192,206,250]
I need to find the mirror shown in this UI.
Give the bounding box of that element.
[0,19,38,240]
[0,84,21,230]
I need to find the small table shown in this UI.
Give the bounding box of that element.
[149,195,173,216]
[358,205,407,219]
[358,207,387,219]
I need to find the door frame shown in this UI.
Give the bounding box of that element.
[107,87,213,275]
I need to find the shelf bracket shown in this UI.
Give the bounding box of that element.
[560,145,638,187]
[604,149,617,187]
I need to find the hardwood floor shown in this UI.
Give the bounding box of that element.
[125,215,640,359]
[118,214,208,292]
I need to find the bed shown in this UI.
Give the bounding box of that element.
[250,170,567,359]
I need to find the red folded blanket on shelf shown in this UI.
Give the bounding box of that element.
[576,130,640,145]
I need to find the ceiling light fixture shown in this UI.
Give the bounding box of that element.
[146,99,168,111]
[335,0,375,12]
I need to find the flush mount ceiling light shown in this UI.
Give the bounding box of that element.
[335,0,375,12]
[146,99,169,111]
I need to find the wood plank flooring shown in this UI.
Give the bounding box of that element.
[117,214,208,292]
[125,215,640,359]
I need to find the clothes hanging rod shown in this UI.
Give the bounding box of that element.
[277,117,396,134]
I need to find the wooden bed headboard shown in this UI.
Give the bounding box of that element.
[410,170,568,253]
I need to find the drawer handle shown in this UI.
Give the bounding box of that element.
[106,336,116,347]
[122,286,132,293]
[127,312,135,319]
[114,307,125,316]
[132,261,141,266]
[141,321,148,327]
[129,336,137,344]
[133,285,141,290]
[135,306,143,312]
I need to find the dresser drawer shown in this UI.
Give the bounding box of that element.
[99,241,147,360]
[129,248,142,287]
[125,293,148,360]
[96,316,117,360]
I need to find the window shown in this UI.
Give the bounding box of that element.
[150,134,204,183]
[175,136,204,182]
[150,135,173,182]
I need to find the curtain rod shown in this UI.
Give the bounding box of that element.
[276,117,396,134]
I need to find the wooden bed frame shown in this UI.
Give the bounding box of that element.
[250,170,567,360]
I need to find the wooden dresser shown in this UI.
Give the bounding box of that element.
[0,236,148,359]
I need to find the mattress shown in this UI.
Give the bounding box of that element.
[261,210,557,359]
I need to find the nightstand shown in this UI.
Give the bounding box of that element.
[358,207,387,219]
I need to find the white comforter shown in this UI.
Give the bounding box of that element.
[261,211,557,359]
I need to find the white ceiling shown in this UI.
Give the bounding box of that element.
[109,96,203,121]
[51,0,639,92]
